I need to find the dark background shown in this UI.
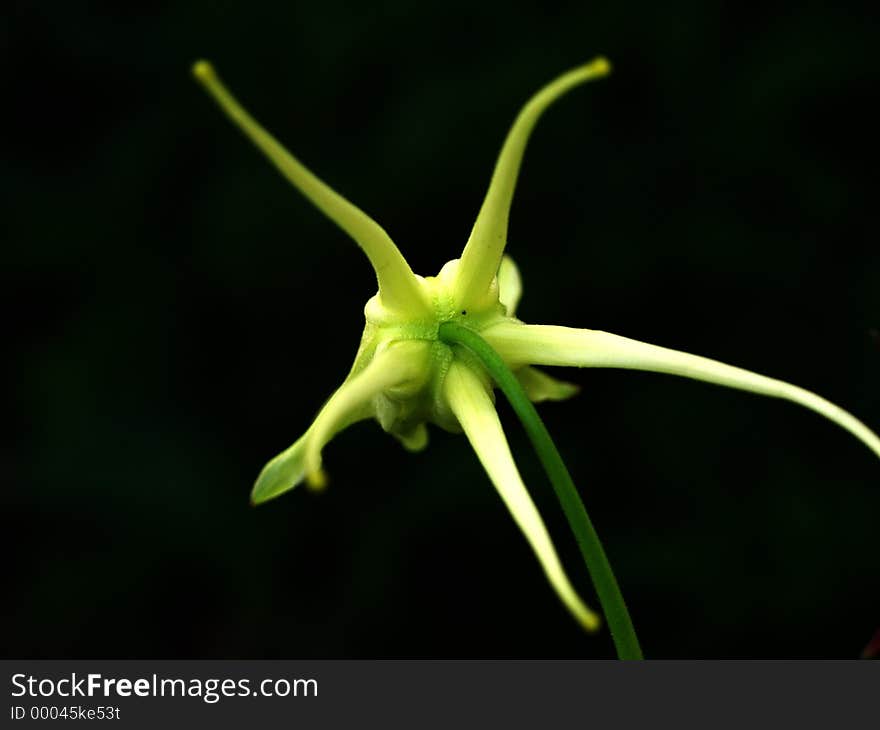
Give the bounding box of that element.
[5,1,878,659]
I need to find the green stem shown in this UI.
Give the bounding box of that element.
[438,322,643,660]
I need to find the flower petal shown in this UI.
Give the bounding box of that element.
[251,340,430,505]
[304,340,431,481]
[497,255,523,316]
[251,405,372,506]
[454,58,611,311]
[483,321,880,461]
[252,425,341,505]
[443,360,601,631]
[516,366,581,403]
[251,433,309,505]
[392,422,430,452]
[192,61,430,315]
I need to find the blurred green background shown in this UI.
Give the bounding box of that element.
[5,0,879,658]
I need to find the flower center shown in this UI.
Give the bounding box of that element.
[359,259,508,435]
[363,258,506,338]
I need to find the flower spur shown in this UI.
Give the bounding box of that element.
[193,58,880,635]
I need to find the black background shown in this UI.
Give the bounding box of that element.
[5,1,879,658]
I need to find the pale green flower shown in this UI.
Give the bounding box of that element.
[193,58,880,633]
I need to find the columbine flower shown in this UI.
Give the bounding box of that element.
[193,58,880,632]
